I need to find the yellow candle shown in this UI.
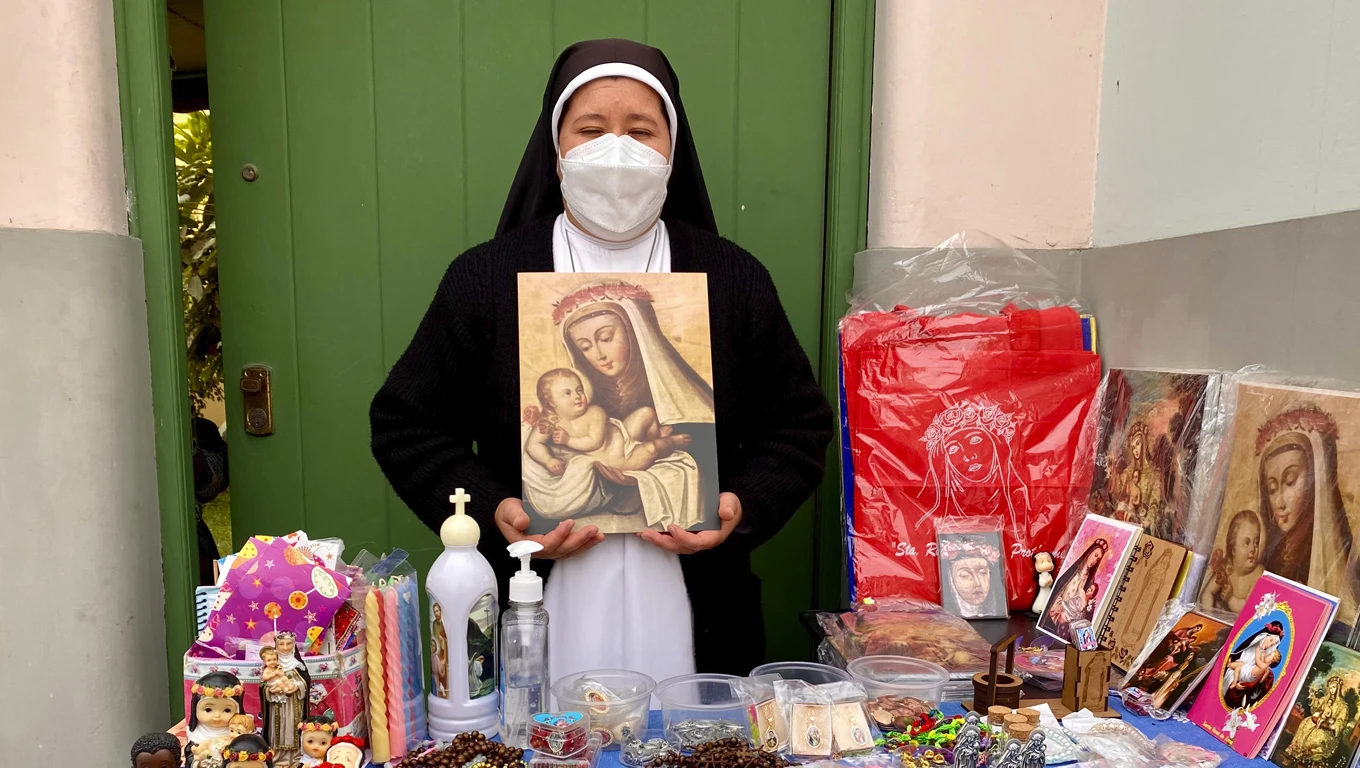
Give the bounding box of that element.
[365,587,392,762]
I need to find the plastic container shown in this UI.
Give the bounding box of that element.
[426,490,500,739]
[846,656,949,705]
[655,673,754,748]
[553,669,656,749]
[529,711,590,757]
[500,541,550,749]
[749,661,851,686]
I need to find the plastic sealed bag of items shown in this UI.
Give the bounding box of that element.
[1189,369,1360,647]
[1064,716,1222,768]
[839,232,1101,610]
[816,599,990,701]
[347,548,431,761]
[1116,599,1234,720]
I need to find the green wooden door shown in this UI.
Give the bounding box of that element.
[206,0,832,663]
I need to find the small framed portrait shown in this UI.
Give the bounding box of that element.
[935,527,1009,619]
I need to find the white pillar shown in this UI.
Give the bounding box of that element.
[0,0,169,761]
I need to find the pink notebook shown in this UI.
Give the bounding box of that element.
[1187,572,1338,758]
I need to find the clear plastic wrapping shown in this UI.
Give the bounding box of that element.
[1085,369,1230,550]
[1192,369,1360,646]
[816,601,990,702]
[1117,599,1234,717]
[840,232,1101,610]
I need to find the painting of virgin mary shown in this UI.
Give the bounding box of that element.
[1202,384,1360,645]
[1036,514,1140,643]
[518,273,719,534]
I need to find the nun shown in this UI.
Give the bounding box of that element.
[370,39,833,680]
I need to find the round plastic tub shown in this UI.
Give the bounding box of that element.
[847,656,949,706]
[749,661,852,685]
[553,669,657,749]
[655,673,754,748]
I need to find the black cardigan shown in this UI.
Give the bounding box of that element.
[369,216,833,673]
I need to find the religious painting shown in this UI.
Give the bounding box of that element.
[1122,610,1231,711]
[1271,642,1360,768]
[1198,383,1360,644]
[1088,369,1220,547]
[517,273,719,534]
[935,527,1008,619]
[1036,515,1141,644]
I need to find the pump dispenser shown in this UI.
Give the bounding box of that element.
[499,541,550,748]
[425,489,499,738]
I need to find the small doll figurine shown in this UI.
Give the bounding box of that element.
[221,734,275,768]
[186,671,247,768]
[228,715,258,739]
[324,736,368,768]
[1030,551,1056,616]
[132,732,183,768]
[261,632,312,768]
[297,714,339,767]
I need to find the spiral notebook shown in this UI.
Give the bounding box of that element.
[1098,535,1189,670]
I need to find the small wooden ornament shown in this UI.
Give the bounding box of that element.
[1063,644,1112,714]
[969,634,1024,711]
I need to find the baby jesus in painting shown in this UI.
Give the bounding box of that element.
[526,368,691,476]
[1223,621,1284,708]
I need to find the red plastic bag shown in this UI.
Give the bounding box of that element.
[842,304,1101,609]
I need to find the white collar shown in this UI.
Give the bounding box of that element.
[187,723,229,741]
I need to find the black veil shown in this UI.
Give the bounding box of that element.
[496,38,718,237]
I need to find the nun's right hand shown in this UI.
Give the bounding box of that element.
[494,498,605,560]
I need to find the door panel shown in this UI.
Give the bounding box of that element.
[207,0,831,663]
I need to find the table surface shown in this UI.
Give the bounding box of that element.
[592,704,1257,768]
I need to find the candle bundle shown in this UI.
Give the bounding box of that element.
[363,587,392,763]
[382,580,409,757]
[398,574,429,742]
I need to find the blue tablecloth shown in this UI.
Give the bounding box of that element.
[593,700,1261,768]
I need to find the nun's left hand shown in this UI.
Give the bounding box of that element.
[637,492,742,554]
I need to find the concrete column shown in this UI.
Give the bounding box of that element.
[0,0,169,761]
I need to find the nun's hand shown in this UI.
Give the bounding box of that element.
[494,498,604,560]
[636,492,742,554]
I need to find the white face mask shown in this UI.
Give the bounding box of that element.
[559,133,671,242]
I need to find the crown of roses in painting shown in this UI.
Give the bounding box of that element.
[922,398,1017,453]
[193,683,244,697]
[940,538,1001,562]
[1256,404,1338,455]
[552,282,652,325]
[222,747,274,762]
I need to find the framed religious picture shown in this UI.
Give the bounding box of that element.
[1036,514,1141,644]
[935,525,1009,619]
[1270,641,1360,768]
[516,273,720,535]
[1088,369,1223,548]
[1197,383,1360,646]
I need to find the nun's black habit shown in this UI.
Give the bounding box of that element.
[371,39,832,673]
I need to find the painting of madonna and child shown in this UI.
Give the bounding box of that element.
[1198,383,1360,645]
[517,274,719,535]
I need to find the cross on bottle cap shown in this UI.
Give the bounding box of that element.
[440,487,480,547]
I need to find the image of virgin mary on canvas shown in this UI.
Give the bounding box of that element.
[518,273,720,534]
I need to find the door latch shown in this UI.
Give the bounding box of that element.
[240,365,274,436]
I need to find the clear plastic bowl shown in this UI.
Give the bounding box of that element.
[846,655,949,705]
[552,669,656,749]
[749,661,852,685]
[655,673,754,747]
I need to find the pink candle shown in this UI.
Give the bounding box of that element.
[382,581,408,756]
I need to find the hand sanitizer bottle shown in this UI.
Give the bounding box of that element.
[499,540,549,749]
[426,488,500,739]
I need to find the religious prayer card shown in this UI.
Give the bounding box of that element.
[1198,383,1360,647]
[1121,610,1230,712]
[935,527,1008,620]
[516,273,719,535]
[1188,572,1339,759]
[1036,514,1141,645]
